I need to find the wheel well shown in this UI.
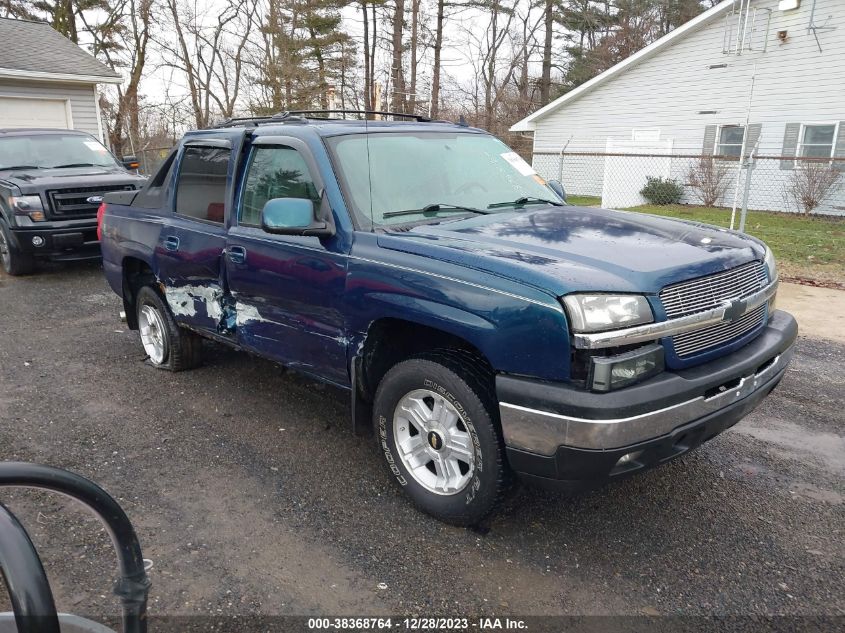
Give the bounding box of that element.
[359,318,494,403]
[122,257,155,330]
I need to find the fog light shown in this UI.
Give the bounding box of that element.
[31,236,45,247]
[590,344,664,392]
[615,450,643,468]
[768,291,777,317]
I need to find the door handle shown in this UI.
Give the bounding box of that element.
[163,236,180,252]
[228,246,247,265]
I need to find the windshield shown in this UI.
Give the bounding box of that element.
[0,134,120,170]
[326,132,560,227]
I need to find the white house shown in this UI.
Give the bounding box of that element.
[511,0,845,214]
[0,18,122,142]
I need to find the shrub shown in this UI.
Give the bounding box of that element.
[687,157,730,207]
[783,161,841,215]
[640,176,684,205]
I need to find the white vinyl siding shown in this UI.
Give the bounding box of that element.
[530,0,845,156]
[0,79,101,138]
[527,0,845,214]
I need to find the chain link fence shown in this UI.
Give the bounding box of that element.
[136,146,174,177]
[533,150,845,219]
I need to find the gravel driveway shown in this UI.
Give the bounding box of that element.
[0,263,843,628]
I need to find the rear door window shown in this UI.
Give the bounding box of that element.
[175,146,230,223]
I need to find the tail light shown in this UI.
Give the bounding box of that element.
[96,202,107,241]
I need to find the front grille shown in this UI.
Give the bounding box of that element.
[47,184,135,219]
[660,261,768,357]
[672,304,766,357]
[659,261,767,319]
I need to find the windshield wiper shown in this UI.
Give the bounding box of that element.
[487,196,563,209]
[0,165,40,171]
[383,203,491,219]
[50,163,100,168]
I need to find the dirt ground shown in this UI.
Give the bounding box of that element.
[778,282,845,344]
[0,263,843,630]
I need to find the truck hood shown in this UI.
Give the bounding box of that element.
[0,166,146,191]
[377,206,766,297]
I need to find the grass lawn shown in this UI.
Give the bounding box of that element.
[629,205,845,287]
[566,195,602,207]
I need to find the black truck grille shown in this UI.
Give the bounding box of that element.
[47,184,135,219]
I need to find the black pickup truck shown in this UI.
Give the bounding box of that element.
[0,128,146,275]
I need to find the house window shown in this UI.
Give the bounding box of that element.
[799,123,837,159]
[716,125,745,157]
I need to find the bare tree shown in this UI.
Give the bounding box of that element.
[389,0,405,111]
[784,160,841,215]
[687,157,730,207]
[407,0,421,113]
[539,0,554,104]
[430,0,444,117]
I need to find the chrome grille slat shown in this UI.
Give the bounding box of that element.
[659,261,768,357]
[672,305,766,356]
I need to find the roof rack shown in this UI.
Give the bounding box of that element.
[212,109,440,128]
[281,109,433,122]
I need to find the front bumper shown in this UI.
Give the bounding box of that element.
[497,310,797,490]
[10,222,100,260]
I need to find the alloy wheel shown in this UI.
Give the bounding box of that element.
[393,388,475,495]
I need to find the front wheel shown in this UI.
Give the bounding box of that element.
[135,285,202,371]
[0,220,35,276]
[373,352,506,526]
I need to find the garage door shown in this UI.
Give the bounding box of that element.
[0,97,69,129]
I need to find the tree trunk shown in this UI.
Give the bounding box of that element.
[370,2,377,111]
[408,0,420,113]
[390,0,405,112]
[361,0,371,111]
[540,0,553,104]
[430,0,444,118]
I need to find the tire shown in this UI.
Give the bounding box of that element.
[0,219,35,276]
[135,285,203,371]
[373,350,506,526]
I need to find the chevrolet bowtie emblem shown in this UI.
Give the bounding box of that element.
[723,299,747,322]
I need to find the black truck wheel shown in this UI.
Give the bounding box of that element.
[373,351,506,526]
[0,220,35,276]
[135,285,203,371]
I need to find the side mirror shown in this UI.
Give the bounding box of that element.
[548,179,567,202]
[261,197,335,237]
[122,156,140,170]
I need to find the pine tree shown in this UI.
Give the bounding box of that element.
[260,0,352,111]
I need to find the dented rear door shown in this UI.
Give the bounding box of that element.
[156,132,246,334]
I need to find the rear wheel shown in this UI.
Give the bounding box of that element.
[135,285,203,371]
[374,351,505,526]
[0,220,35,276]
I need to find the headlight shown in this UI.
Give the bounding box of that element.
[764,247,778,316]
[764,246,777,282]
[9,195,46,222]
[562,294,654,333]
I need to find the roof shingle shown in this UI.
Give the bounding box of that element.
[0,17,120,80]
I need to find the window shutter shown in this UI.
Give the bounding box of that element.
[745,123,762,155]
[702,125,717,155]
[780,123,800,169]
[833,122,845,171]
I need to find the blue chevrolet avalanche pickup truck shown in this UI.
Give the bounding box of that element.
[99,111,797,525]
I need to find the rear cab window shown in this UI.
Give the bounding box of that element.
[175,146,230,224]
